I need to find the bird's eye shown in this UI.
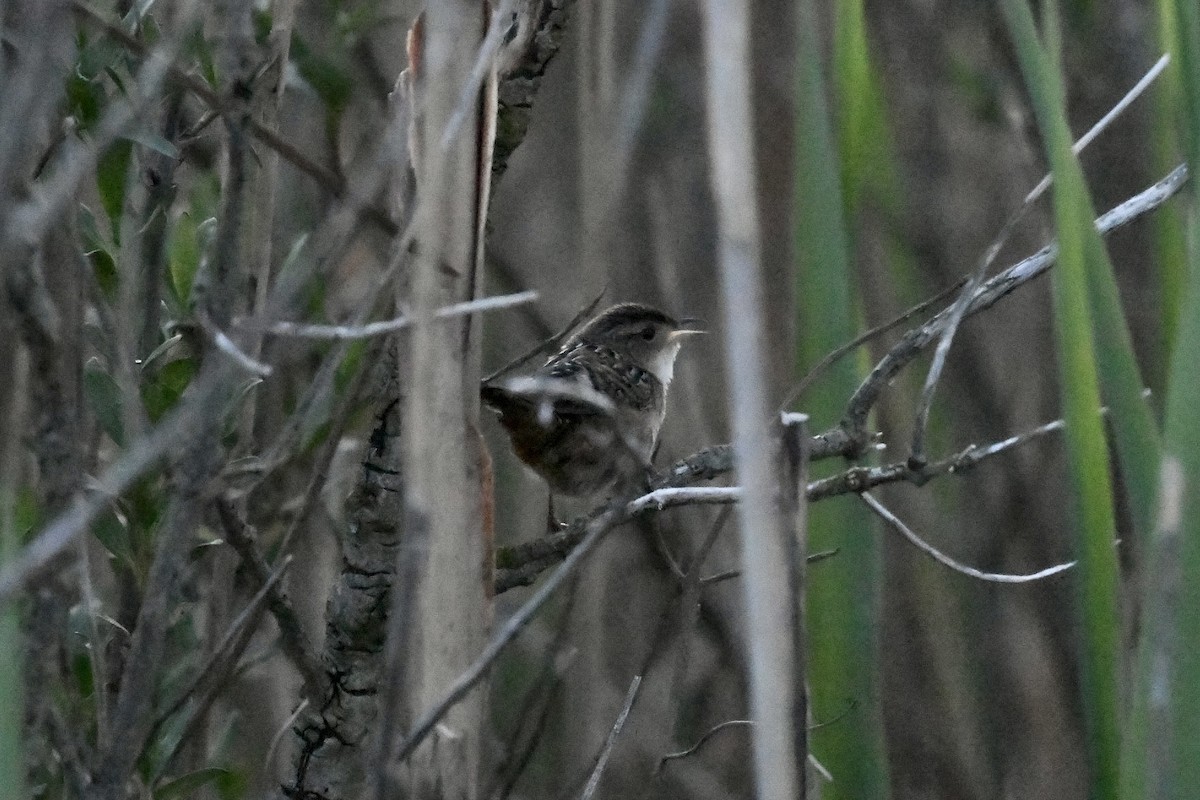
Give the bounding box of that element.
[640,326,656,341]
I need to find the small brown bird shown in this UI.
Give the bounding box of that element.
[482,303,703,499]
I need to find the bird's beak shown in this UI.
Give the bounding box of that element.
[673,317,706,339]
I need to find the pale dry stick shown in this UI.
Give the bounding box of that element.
[204,316,274,376]
[264,699,310,778]
[909,53,1170,466]
[579,675,643,800]
[239,0,301,449]
[394,7,503,794]
[700,0,800,796]
[860,492,1075,583]
[439,0,517,151]
[372,522,429,800]
[261,290,539,340]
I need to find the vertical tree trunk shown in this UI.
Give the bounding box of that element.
[399,4,494,798]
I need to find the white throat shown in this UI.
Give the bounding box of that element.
[647,341,683,389]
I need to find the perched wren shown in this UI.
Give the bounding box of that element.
[482,303,704,498]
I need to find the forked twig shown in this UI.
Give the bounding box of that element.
[909,53,1170,466]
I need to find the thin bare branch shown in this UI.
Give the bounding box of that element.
[215,499,326,700]
[860,493,1075,583]
[148,556,294,782]
[204,318,274,376]
[394,500,629,763]
[1023,54,1169,204]
[701,0,800,795]
[579,675,643,800]
[483,288,606,383]
[656,720,752,773]
[780,278,965,410]
[497,411,1076,591]
[259,290,538,340]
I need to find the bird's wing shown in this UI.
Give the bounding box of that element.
[481,375,612,421]
[542,343,659,410]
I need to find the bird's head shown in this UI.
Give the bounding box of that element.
[570,303,705,387]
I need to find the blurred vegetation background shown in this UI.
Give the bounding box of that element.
[0,0,1197,798]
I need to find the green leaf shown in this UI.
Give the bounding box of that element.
[78,205,119,298]
[65,69,105,130]
[92,505,134,566]
[335,340,367,391]
[126,129,179,159]
[290,33,353,118]
[0,610,25,799]
[999,4,1128,798]
[97,139,133,242]
[89,247,119,299]
[84,359,125,446]
[796,2,887,797]
[154,767,233,800]
[13,488,42,544]
[141,334,184,372]
[216,768,247,800]
[1125,3,1200,796]
[833,0,898,215]
[143,358,196,422]
[252,7,272,42]
[125,478,163,568]
[168,215,211,305]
